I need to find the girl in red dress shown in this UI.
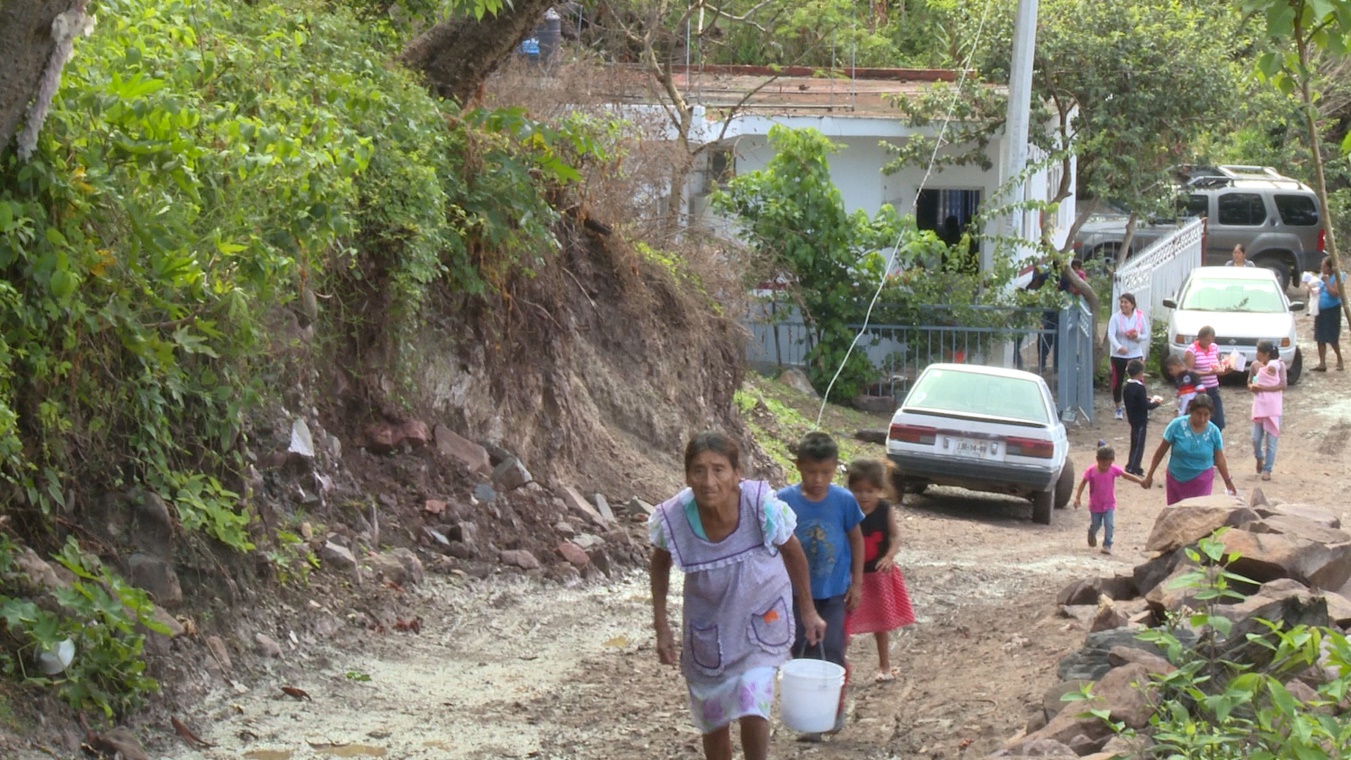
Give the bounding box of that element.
[844,459,916,682]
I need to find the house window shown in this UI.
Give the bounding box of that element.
[917,188,981,271]
[917,189,980,241]
[704,149,734,193]
[1217,193,1267,226]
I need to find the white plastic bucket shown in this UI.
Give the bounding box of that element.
[779,658,845,733]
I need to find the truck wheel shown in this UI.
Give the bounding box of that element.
[1254,256,1291,291]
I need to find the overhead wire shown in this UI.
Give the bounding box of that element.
[813,0,1000,427]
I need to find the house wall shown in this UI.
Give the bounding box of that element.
[684,110,1077,273]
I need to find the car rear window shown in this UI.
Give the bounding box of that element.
[1179,278,1286,313]
[904,369,1050,425]
[1274,194,1319,226]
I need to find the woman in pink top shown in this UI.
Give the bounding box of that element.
[1185,326,1227,430]
[1248,340,1287,482]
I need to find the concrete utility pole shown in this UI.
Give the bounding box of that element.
[996,0,1038,271]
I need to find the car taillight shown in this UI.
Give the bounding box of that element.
[1280,337,1292,347]
[1319,228,1326,252]
[889,423,937,445]
[1006,437,1055,458]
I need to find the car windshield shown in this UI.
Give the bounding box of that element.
[1179,278,1286,313]
[905,369,1050,425]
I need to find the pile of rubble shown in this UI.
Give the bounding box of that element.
[997,491,1351,759]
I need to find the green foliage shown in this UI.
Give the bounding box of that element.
[0,537,167,718]
[711,126,908,396]
[0,0,606,548]
[733,376,875,475]
[263,529,319,586]
[1091,531,1351,758]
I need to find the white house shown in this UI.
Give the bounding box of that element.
[616,65,1076,271]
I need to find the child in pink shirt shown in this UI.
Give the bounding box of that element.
[1072,445,1144,555]
[1248,340,1287,482]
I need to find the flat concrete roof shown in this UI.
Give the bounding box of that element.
[603,64,975,118]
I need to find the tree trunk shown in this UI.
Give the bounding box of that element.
[1293,19,1351,333]
[0,0,78,154]
[397,0,557,105]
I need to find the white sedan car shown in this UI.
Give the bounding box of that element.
[1162,266,1303,384]
[886,364,1073,524]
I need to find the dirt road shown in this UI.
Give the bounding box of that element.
[148,321,1351,760]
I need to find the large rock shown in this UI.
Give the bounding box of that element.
[1256,503,1342,529]
[1211,578,1313,624]
[1145,499,1258,554]
[1090,598,1131,633]
[14,547,64,593]
[1219,594,1330,673]
[129,489,175,560]
[126,553,182,607]
[1218,529,1351,589]
[1059,627,1191,682]
[433,425,492,476]
[778,368,818,398]
[1144,566,1202,619]
[592,494,616,523]
[1106,645,1175,675]
[1133,548,1186,598]
[1042,679,1091,719]
[1322,590,1351,626]
[1057,578,1101,607]
[1094,662,1156,729]
[1245,514,1351,546]
[321,541,359,573]
[1059,575,1140,607]
[560,487,608,527]
[491,456,533,491]
[1013,707,1112,753]
[364,549,424,586]
[288,418,315,460]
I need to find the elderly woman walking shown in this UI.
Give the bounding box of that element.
[650,431,825,760]
[1141,393,1237,505]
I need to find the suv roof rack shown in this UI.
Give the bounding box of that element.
[1185,165,1308,191]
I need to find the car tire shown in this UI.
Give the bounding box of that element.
[1032,486,1054,525]
[1054,457,1075,510]
[1288,347,1303,386]
[1254,256,1291,291]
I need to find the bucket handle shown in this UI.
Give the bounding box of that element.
[793,640,827,661]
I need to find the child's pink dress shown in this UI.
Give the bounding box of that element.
[1251,360,1284,435]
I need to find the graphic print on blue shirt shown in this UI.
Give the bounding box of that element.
[776,483,864,599]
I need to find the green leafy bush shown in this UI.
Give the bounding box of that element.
[0,0,606,548]
[0,537,168,718]
[1076,531,1351,758]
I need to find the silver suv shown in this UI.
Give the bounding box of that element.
[1183,166,1324,289]
[1074,166,1325,289]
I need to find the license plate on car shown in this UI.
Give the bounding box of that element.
[941,436,1003,460]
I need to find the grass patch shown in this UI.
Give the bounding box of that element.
[735,371,891,484]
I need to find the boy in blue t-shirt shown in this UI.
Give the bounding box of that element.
[777,431,864,735]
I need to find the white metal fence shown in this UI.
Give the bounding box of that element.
[1110,217,1204,345]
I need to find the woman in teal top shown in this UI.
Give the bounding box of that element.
[1141,393,1236,505]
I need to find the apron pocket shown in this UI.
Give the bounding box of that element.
[688,622,722,673]
[748,597,792,650]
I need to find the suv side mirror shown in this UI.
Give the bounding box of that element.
[1162,298,1177,309]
